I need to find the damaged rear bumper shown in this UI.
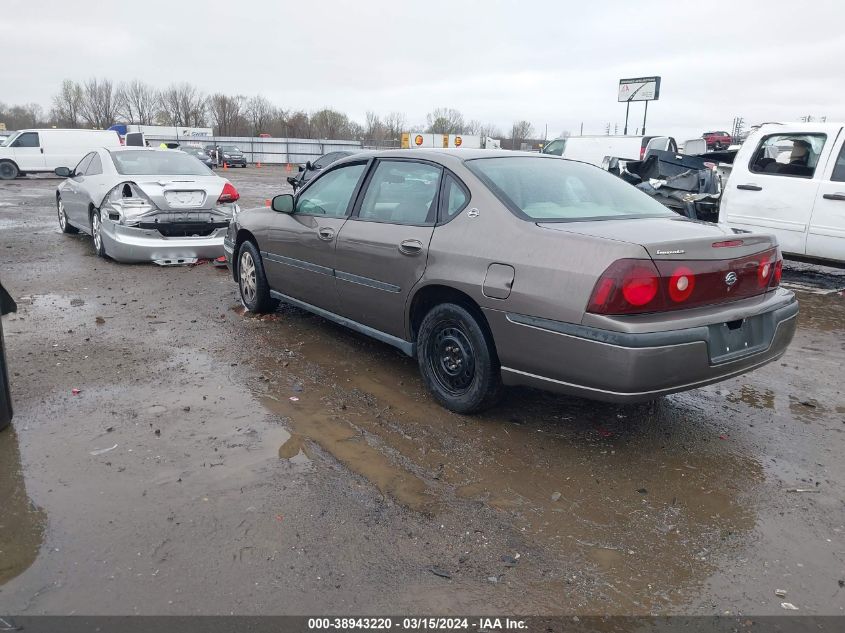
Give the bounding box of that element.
[100,219,228,264]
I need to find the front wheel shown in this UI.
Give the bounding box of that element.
[417,303,502,414]
[237,241,278,313]
[91,209,107,258]
[0,161,19,180]
[57,196,78,234]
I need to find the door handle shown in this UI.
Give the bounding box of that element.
[318,227,335,241]
[737,184,762,191]
[822,192,845,201]
[398,239,423,255]
[40,148,44,154]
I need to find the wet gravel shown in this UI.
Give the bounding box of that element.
[0,168,843,616]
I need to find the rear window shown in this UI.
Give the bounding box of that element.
[110,150,212,176]
[466,156,674,222]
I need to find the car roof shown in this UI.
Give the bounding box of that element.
[332,148,543,167]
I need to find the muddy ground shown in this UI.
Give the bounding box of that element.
[0,166,843,616]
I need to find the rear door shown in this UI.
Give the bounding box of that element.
[806,128,845,261]
[262,161,368,312]
[721,131,832,256]
[10,132,45,171]
[334,159,442,338]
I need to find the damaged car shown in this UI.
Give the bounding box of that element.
[54,148,240,265]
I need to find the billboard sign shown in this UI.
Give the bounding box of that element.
[618,76,661,102]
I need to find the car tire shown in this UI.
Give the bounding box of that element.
[237,241,278,313]
[417,302,502,414]
[0,161,19,180]
[91,208,107,258]
[57,195,78,234]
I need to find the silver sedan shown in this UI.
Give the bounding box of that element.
[55,147,240,265]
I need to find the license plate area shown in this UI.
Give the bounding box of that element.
[708,313,772,364]
[164,190,205,207]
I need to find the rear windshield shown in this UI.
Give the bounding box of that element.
[466,156,675,222]
[111,150,212,176]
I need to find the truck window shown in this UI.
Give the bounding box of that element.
[749,133,826,179]
[542,139,566,156]
[831,143,845,182]
[11,132,39,148]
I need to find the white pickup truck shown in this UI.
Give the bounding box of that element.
[720,122,845,264]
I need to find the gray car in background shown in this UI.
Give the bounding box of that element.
[225,149,797,413]
[180,146,215,169]
[55,148,240,265]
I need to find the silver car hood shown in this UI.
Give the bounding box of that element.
[129,174,227,211]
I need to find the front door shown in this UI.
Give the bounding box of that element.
[10,132,45,172]
[334,159,442,339]
[807,131,845,261]
[262,161,368,312]
[722,132,830,256]
[62,152,94,226]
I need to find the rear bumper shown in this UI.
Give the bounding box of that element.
[101,220,228,264]
[485,290,798,403]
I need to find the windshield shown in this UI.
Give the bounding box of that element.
[221,145,241,152]
[111,150,212,176]
[466,156,675,222]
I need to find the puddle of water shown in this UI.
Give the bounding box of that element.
[243,306,764,611]
[727,384,775,409]
[0,426,46,585]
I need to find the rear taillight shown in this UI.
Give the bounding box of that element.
[587,248,782,315]
[217,182,240,203]
[640,146,646,159]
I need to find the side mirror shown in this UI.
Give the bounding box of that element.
[286,176,297,186]
[271,194,294,214]
[54,167,72,178]
[305,161,313,171]
[297,165,304,173]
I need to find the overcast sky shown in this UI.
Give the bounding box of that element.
[3,0,844,140]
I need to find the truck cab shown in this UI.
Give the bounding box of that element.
[720,122,845,264]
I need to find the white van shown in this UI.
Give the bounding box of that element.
[719,122,845,264]
[0,129,121,180]
[542,135,677,166]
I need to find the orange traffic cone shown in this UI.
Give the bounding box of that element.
[223,162,228,170]
[265,199,271,207]
[285,163,292,172]
[256,161,261,168]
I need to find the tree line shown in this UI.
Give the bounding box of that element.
[1,78,540,146]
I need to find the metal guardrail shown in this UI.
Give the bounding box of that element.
[143,135,363,165]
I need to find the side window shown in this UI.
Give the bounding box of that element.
[358,160,442,225]
[12,132,39,148]
[74,153,94,176]
[750,133,826,178]
[85,154,103,176]
[543,139,565,156]
[831,143,845,182]
[295,163,366,218]
[441,173,470,221]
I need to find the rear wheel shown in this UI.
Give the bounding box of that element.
[0,161,18,180]
[237,241,278,313]
[417,303,502,414]
[57,196,78,234]
[91,209,107,258]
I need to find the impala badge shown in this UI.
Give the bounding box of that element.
[467,208,479,218]
[725,271,738,287]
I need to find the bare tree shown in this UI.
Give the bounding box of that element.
[310,108,353,139]
[466,120,502,139]
[383,111,406,139]
[79,78,118,128]
[208,93,246,135]
[284,110,311,138]
[117,80,159,125]
[0,102,44,129]
[159,83,207,127]
[364,111,387,143]
[511,120,534,147]
[425,107,465,134]
[245,95,275,135]
[50,79,84,127]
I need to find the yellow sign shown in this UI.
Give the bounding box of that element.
[401,132,410,149]
[454,135,463,147]
[0,123,6,131]
[414,134,424,146]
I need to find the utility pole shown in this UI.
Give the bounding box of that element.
[580,122,583,135]
[642,101,649,136]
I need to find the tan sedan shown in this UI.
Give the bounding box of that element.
[224,150,797,413]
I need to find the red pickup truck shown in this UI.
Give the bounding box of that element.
[702,131,732,150]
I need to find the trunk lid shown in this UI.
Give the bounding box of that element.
[537,216,776,260]
[134,175,225,211]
